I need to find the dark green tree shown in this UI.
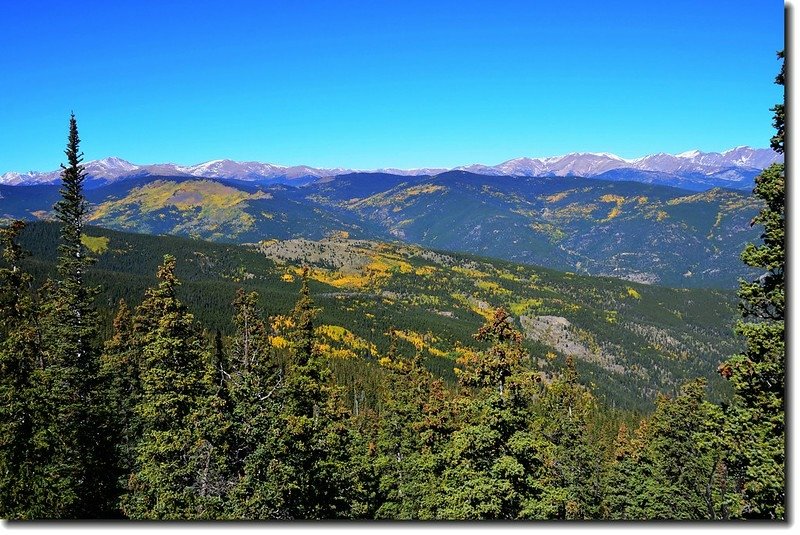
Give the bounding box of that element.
[264,269,367,518]
[770,50,785,154]
[718,50,785,519]
[603,379,734,520]
[435,308,545,519]
[0,222,40,518]
[413,376,457,518]
[373,339,439,519]
[226,289,285,518]
[290,267,317,365]
[122,255,229,519]
[30,114,114,518]
[46,113,99,369]
[600,421,641,518]
[98,300,141,512]
[529,356,603,519]
[203,328,228,392]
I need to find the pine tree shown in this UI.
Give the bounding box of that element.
[226,288,285,518]
[210,329,228,390]
[230,290,272,378]
[530,356,603,519]
[290,267,317,365]
[122,255,229,519]
[263,269,366,518]
[770,50,785,155]
[29,114,114,518]
[98,300,141,512]
[718,50,785,519]
[601,421,639,518]
[436,308,545,519]
[414,376,456,518]
[373,339,438,519]
[48,113,99,368]
[0,222,40,518]
[604,380,734,520]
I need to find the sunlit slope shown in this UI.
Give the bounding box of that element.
[19,222,740,411]
[86,177,378,242]
[2,171,761,287]
[305,172,761,287]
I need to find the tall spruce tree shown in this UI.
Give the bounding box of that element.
[603,379,734,520]
[263,269,366,518]
[30,114,113,518]
[601,421,641,519]
[530,356,603,519]
[49,113,99,367]
[226,288,285,518]
[770,50,785,154]
[373,344,438,519]
[718,50,785,519]
[291,267,317,365]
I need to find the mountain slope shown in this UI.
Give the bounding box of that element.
[16,221,740,412]
[2,176,379,243]
[2,172,761,287]
[305,172,762,287]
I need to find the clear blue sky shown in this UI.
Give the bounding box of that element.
[0,0,784,171]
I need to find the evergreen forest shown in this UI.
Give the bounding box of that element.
[0,54,785,521]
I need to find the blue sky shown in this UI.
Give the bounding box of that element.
[0,0,784,171]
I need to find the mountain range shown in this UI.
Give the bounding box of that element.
[0,170,763,288]
[1,146,781,191]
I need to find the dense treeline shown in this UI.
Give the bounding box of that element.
[12,219,741,414]
[0,238,783,519]
[0,53,785,520]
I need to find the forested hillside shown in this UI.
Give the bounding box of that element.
[0,219,781,520]
[306,172,762,287]
[2,170,761,288]
[16,221,737,412]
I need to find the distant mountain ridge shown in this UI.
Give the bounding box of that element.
[0,146,781,191]
[0,170,763,288]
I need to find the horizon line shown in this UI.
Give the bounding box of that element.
[1,145,779,176]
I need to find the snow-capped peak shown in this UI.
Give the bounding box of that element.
[94,156,133,166]
[723,145,751,154]
[0,147,782,187]
[587,152,628,161]
[87,156,138,173]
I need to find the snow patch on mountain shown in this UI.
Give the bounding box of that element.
[0,147,782,188]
